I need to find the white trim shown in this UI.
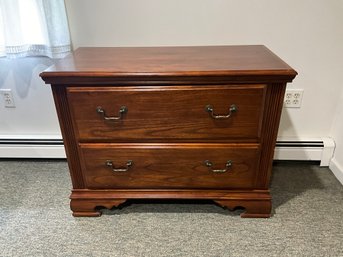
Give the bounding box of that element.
[0,136,336,165]
[320,137,335,166]
[3,144,325,161]
[0,144,66,158]
[274,137,335,167]
[0,134,65,158]
[274,147,323,161]
[0,134,62,140]
[276,136,324,142]
[329,158,343,186]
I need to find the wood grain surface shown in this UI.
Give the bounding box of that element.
[79,143,260,189]
[40,45,297,84]
[40,45,297,218]
[67,85,265,142]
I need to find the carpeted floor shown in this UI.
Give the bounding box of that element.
[0,160,342,257]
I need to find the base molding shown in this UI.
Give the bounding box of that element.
[70,199,126,217]
[214,199,271,218]
[70,189,272,218]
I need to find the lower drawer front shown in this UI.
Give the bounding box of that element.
[80,144,260,189]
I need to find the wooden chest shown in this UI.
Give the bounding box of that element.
[40,45,297,218]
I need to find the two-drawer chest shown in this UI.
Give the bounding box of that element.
[40,45,297,218]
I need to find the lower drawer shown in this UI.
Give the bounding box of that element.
[80,143,261,189]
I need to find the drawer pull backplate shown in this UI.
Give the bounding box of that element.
[106,160,133,172]
[205,104,237,119]
[204,160,232,173]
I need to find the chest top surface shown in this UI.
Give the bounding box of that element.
[40,45,297,84]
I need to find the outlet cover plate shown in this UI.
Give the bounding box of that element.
[0,89,16,108]
[284,89,304,108]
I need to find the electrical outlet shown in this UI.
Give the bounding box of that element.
[284,89,304,108]
[0,89,16,108]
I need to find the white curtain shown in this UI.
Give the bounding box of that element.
[0,0,71,58]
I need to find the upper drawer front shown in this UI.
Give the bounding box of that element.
[67,85,265,142]
[80,143,260,189]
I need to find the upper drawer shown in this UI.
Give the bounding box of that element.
[67,85,266,142]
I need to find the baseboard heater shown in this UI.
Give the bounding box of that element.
[274,138,335,166]
[0,137,335,167]
[0,138,66,159]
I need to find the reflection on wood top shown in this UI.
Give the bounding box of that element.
[42,45,296,74]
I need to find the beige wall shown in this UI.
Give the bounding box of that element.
[1,0,342,149]
[330,88,343,183]
[0,57,59,137]
[65,0,343,140]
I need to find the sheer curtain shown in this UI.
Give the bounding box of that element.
[0,0,71,58]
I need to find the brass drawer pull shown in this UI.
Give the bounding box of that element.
[96,106,127,121]
[205,104,237,119]
[106,160,133,172]
[204,160,232,173]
